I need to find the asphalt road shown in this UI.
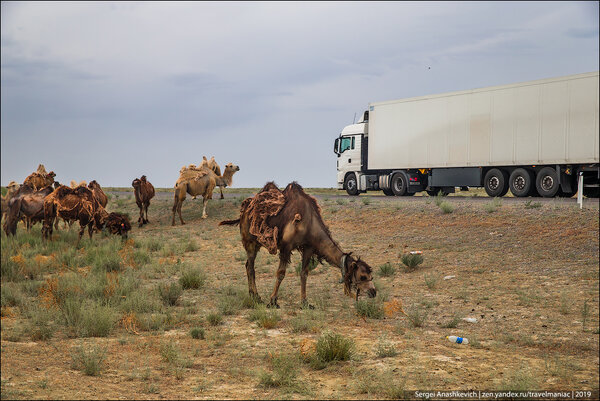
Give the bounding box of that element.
[107,190,599,210]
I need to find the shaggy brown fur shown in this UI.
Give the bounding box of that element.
[23,170,56,190]
[219,181,376,308]
[43,185,118,246]
[88,180,108,208]
[132,175,155,227]
[1,181,21,223]
[172,162,240,225]
[3,185,54,236]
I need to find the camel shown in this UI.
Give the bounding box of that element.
[42,186,131,246]
[70,180,88,188]
[219,181,377,308]
[88,180,108,208]
[1,181,21,223]
[23,169,55,190]
[171,162,240,226]
[132,175,155,227]
[3,185,55,235]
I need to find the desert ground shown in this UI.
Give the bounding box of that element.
[1,187,599,400]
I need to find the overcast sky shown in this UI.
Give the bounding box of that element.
[1,1,598,188]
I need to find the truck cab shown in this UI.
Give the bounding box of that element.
[334,112,368,195]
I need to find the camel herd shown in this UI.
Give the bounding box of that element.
[3,158,378,305]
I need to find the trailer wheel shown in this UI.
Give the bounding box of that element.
[509,168,534,197]
[391,173,408,196]
[484,169,508,197]
[344,173,359,196]
[382,188,394,196]
[535,167,560,197]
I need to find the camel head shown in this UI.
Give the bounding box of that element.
[7,181,20,196]
[102,212,132,240]
[88,180,99,190]
[224,163,240,174]
[132,178,141,189]
[343,254,376,300]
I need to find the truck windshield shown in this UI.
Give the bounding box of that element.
[340,137,354,153]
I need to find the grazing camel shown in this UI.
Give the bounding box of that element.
[219,181,377,308]
[3,185,54,236]
[43,186,131,246]
[132,175,155,227]
[171,163,240,226]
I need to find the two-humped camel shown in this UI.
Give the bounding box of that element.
[171,162,240,225]
[220,181,377,308]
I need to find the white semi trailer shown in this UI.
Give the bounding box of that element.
[335,71,599,198]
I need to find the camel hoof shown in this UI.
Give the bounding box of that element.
[201,215,207,219]
[267,300,280,309]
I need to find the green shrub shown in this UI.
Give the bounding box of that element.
[361,197,371,205]
[157,282,183,306]
[485,197,502,213]
[248,306,280,329]
[133,250,151,266]
[27,306,57,341]
[295,258,319,275]
[315,331,355,363]
[1,283,26,308]
[71,344,107,376]
[259,353,300,388]
[355,298,385,319]
[524,200,542,209]
[401,253,424,270]
[207,312,223,326]
[78,302,116,337]
[190,327,205,339]
[378,262,396,277]
[406,303,429,328]
[441,313,461,328]
[179,268,206,290]
[424,272,440,289]
[439,201,454,214]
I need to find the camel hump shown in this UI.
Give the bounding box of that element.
[56,186,75,199]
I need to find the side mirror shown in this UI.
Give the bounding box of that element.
[333,138,340,155]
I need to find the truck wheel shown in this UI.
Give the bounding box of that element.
[382,188,394,196]
[535,167,560,197]
[344,173,359,196]
[391,173,408,196]
[484,168,508,197]
[509,168,534,197]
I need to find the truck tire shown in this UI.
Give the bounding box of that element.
[509,168,534,197]
[484,169,509,197]
[344,173,359,196]
[535,167,560,197]
[390,173,408,196]
[382,188,394,196]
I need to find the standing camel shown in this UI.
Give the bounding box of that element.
[219,181,376,308]
[132,175,155,227]
[171,163,240,225]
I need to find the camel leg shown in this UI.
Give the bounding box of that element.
[244,241,262,303]
[76,224,85,248]
[268,255,289,309]
[201,197,208,219]
[219,186,224,200]
[144,202,150,224]
[88,223,94,239]
[300,247,315,309]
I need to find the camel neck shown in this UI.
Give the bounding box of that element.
[312,231,345,269]
[219,170,234,187]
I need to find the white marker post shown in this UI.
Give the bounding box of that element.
[577,173,584,209]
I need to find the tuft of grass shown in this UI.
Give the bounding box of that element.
[499,364,540,391]
[374,336,398,358]
[406,303,429,328]
[258,353,301,389]
[157,282,183,306]
[179,268,206,290]
[248,305,280,329]
[439,201,454,214]
[582,299,590,332]
[559,291,571,315]
[314,331,355,363]
[183,239,198,252]
[378,262,396,277]
[355,297,385,319]
[190,327,205,340]
[71,344,107,376]
[295,258,320,275]
[484,197,502,213]
[441,313,462,329]
[524,200,542,209]
[401,253,424,271]
[206,312,223,326]
[423,272,440,289]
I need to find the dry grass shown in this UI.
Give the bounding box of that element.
[1,189,598,399]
